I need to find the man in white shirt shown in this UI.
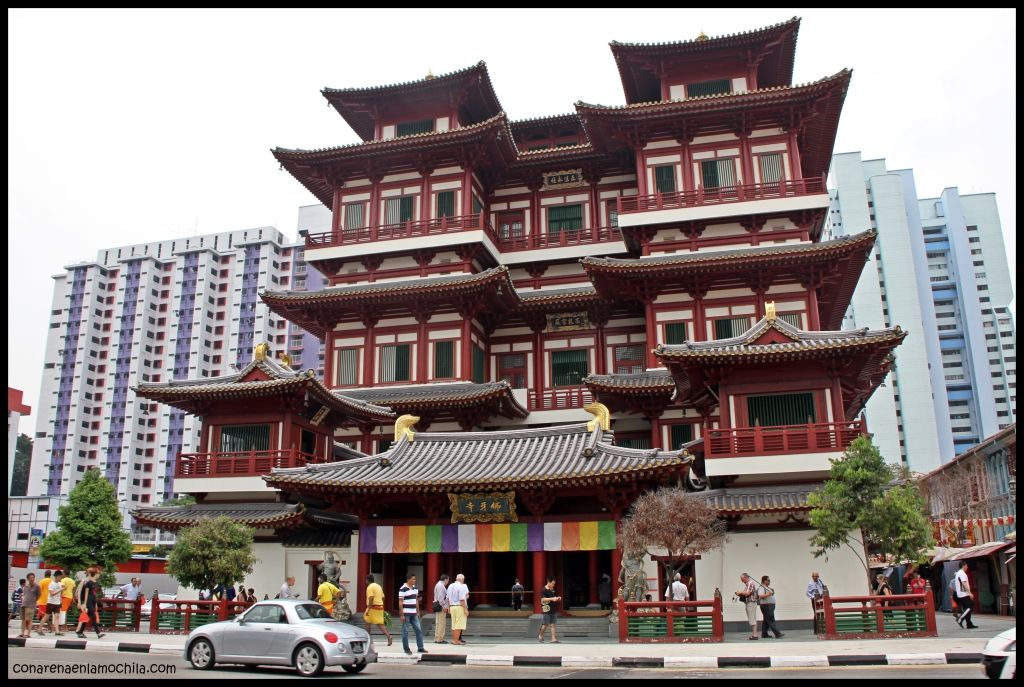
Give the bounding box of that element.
[279,575,297,600]
[446,574,469,645]
[119,578,142,602]
[665,572,689,602]
[954,561,978,629]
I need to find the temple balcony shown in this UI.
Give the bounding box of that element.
[701,418,866,477]
[497,225,626,263]
[527,385,594,411]
[303,213,500,260]
[616,177,829,228]
[176,449,327,478]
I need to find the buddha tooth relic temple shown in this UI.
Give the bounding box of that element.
[132,18,906,625]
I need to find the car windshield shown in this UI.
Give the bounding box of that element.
[294,603,332,620]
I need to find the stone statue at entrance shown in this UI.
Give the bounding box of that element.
[618,550,648,603]
[318,551,341,586]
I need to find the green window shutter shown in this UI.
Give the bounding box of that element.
[436,191,456,219]
[654,165,676,193]
[380,344,411,382]
[701,160,719,189]
[472,345,486,383]
[336,349,358,385]
[686,79,732,98]
[551,349,589,386]
[219,424,270,452]
[617,437,652,449]
[471,194,483,215]
[547,204,583,236]
[399,196,414,222]
[746,392,816,427]
[670,424,693,448]
[434,341,454,379]
[665,323,687,344]
[714,317,748,339]
[396,119,434,137]
[394,344,410,381]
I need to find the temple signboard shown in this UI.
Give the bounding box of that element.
[546,312,589,332]
[449,491,518,523]
[542,169,584,189]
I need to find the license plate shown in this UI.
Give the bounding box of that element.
[350,642,364,653]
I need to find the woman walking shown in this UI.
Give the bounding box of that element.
[75,567,105,638]
[757,575,784,638]
[363,574,393,646]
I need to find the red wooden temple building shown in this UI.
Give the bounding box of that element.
[133,18,907,625]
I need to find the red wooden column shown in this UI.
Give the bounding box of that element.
[478,553,490,606]
[788,130,803,182]
[644,298,658,369]
[362,319,377,386]
[681,139,694,192]
[357,552,371,612]
[461,315,473,381]
[532,550,546,613]
[331,188,342,239]
[650,417,662,450]
[588,550,599,605]
[416,314,429,383]
[532,325,545,409]
[426,553,440,593]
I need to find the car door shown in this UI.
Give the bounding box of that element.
[221,604,279,660]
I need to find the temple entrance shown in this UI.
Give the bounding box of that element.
[559,550,614,611]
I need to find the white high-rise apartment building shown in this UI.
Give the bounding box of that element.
[828,152,1016,471]
[28,226,325,543]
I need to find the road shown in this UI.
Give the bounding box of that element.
[7,647,988,679]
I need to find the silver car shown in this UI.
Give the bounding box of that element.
[184,599,377,676]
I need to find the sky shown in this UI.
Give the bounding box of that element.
[8,8,1016,413]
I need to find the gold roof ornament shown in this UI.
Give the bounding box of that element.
[394,414,420,443]
[765,301,777,322]
[278,351,292,369]
[583,402,611,432]
[425,68,435,80]
[254,342,270,361]
[696,30,709,41]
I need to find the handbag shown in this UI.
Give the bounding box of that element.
[431,601,442,613]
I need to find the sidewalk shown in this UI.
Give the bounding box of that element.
[8,613,1012,668]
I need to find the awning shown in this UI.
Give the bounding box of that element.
[929,546,967,563]
[950,541,1013,561]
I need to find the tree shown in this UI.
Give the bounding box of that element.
[157,494,196,507]
[38,468,132,584]
[167,516,256,594]
[11,433,32,496]
[147,544,171,558]
[619,487,728,589]
[808,436,934,590]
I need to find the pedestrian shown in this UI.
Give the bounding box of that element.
[59,571,76,634]
[806,570,825,633]
[35,569,52,635]
[19,574,40,638]
[598,574,613,611]
[908,570,928,595]
[537,576,562,643]
[398,573,428,655]
[735,572,759,639]
[10,578,25,626]
[247,588,257,604]
[667,572,689,601]
[316,574,339,615]
[120,577,142,602]
[279,575,297,600]
[432,574,449,644]
[757,575,784,638]
[954,561,978,629]
[46,571,64,635]
[447,573,469,645]
[511,578,525,612]
[75,566,105,639]
[363,574,393,646]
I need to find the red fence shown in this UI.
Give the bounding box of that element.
[176,449,325,477]
[814,588,937,639]
[149,597,254,634]
[618,595,724,643]
[305,213,499,250]
[617,177,827,215]
[496,226,623,252]
[95,597,143,632]
[705,419,866,458]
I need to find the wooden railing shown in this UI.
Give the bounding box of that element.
[95,597,143,632]
[617,595,724,643]
[528,386,593,411]
[176,449,326,477]
[149,597,254,635]
[617,176,827,215]
[305,213,499,250]
[497,226,623,252]
[814,588,937,639]
[705,419,866,458]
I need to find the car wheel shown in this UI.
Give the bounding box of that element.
[188,638,215,670]
[342,663,367,674]
[294,643,325,677]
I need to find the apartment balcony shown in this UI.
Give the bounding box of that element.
[304,213,500,254]
[704,419,866,460]
[616,177,829,228]
[175,449,327,478]
[528,386,594,411]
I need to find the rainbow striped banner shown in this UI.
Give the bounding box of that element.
[359,521,616,554]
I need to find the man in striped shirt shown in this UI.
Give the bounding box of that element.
[398,573,427,655]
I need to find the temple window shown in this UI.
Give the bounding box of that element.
[395,119,435,137]
[551,349,589,386]
[613,344,645,374]
[497,212,525,239]
[547,204,583,238]
[472,345,487,383]
[383,196,415,226]
[686,78,732,98]
[757,153,784,184]
[379,344,412,383]
[700,159,738,189]
[654,164,677,193]
[604,199,619,228]
[778,313,803,328]
[498,353,527,389]
[343,203,366,231]
[334,348,359,386]
[436,190,457,219]
[712,316,751,339]
[433,340,455,379]
[664,322,689,345]
[669,423,693,448]
[746,392,817,427]
[219,424,270,452]
[616,435,652,449]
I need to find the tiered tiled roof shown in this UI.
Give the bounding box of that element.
[266,422,689,495]
[131,502,307,530]
[584,370,676,415]
[341,381,529,420]
[690,483,818,513]
[610,18,801,103]
[134,357,394,423]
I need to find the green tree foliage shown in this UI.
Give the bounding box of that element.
[167,517,256,593]
[38,468,132,583]
[808,436,934,589]
[157,494,196,507]
[11,433,33,496]
[147,544,171,558]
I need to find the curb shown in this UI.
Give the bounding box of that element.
[8,637,984,668]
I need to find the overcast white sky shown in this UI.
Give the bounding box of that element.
[8,8,1016,412]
